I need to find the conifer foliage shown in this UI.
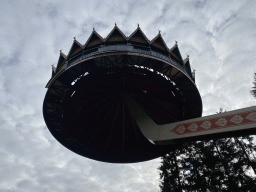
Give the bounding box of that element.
[251,73,256,98]
[159,108,256,191]
[159,137,256,191]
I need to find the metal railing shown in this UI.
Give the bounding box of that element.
[62,44,188,76]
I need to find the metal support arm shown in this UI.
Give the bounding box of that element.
[124,94,256,145]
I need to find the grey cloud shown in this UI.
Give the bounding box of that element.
[1,0,256,191]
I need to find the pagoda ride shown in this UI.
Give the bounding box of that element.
[43,24,256,163]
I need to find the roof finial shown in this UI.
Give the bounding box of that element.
[158,29,161,34]
[137,23,139,27]
[93,27,95,31]
[115,22,116,26]
[175,40,178,45]
[186,54,189,58]
[192,69,196,78]
[74,36,76,40]
[52,64,56,73]
[60,50,63,53]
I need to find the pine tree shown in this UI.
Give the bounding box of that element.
[159,73,256,191]
[251,73,256,98]
[159,138,256,192]
[159,109,256,191]
[159,150,182,192]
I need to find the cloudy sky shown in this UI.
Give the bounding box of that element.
[1,0,256,191]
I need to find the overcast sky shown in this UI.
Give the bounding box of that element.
[1,0,256,191]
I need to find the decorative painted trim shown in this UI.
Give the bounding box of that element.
[172,111,256,135]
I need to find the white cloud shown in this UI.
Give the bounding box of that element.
[0,0,256,191]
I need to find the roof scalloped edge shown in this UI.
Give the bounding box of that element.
[183,56,189,66]
[83,29,104,48]
[169,41,178,52]
[74,37,83,48]
[150,32,170,52]
[60,50,67,59]
[58,24,185,62]
[104,24,128,41]
[66,38,83,59]
[128,25,150,44]
[169,41,183,62]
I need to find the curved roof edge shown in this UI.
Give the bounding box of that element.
[56,24,186,59]
[52,24,196,84]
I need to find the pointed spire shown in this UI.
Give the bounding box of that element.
[84,29,104,48]
[192,69,196,79]
[170,42,178,52]
[128,25,150,44]
[169,41,183,63]
[182,56,193,81]
[104,24,127,42]
[183,55,190,70]
[52,64,56,73]
[183,55,189,65]
[150,32,169,52]
[66,37,83,59]
[59,49,67,59]
[56,50,67,71]
[51,64,57,77]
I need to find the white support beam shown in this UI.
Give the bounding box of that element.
[124,93,256,145]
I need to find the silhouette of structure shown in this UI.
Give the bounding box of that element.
[43,25,202,163]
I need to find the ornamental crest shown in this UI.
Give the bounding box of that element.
[215,118,227,127]
[230,115,243,124]
[187,123,198,132]
[246,112,256,122]
[175,126,186,134]
[200,121,211,129]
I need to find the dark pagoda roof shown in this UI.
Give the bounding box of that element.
[169,42,183,63]
[128,25,150,44]
[56,24,187,60]
[56,50,67,71]
[183,56,193,78]
[150,31,169,53]
[104,24,127,43]
[52,24,195,82]
[84,29,104,48]
[66,37,83,60]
